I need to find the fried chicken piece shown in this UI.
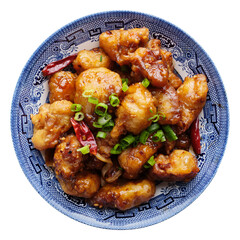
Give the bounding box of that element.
[151,84,181,125]
[177,74,208,133]
[74,67,122,116]
[31,100,74,150]
[53,134,84,179]
[160,48,182,89]
[57,171,101,198]
[89,179,155,210]
[99,28,149,66]
[118,136,162,179]
[131,46,169,88]
[49,71,76,103]
[148,150,199,182]
[110,83,156,138]
[72,47,112,73]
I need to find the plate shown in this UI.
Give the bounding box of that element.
[11,11,229,229]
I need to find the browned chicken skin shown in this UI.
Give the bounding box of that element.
[57,171,101,198]
[89,179,155,210]
[118,137,162,179]
[148,150,199,182]
[99,28,149,65]
[177,74,208,133]
[72,47,112,73]
[74,67,122,116]
[31,100,74,150]
[151,84,181,125]
[111,82,156,138]
[53,134,84,179]
[49,71,76,103]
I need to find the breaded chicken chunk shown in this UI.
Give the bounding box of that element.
[151,84,181,125]
[74,67,122,116]
[49,71,76,103]
[72,47,112,73]
[177,74,208,133]
[57,171,101,198]
[89,179,155,210]
[110,83,156,138]
[148,150,199,182]
[99,27,149,66]
[53,134,84,179]
[118,136,162,179]
[31,100,74,150]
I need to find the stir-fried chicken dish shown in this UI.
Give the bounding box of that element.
[31,27,208,210]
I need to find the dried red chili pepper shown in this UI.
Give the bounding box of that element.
[70,118,98,155]
[190,117,201,155]
[42,53,78,76]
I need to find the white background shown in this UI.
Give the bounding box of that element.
[1,0,239,239]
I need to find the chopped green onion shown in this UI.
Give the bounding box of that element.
[109,94,120,107]
[120,65,129,73]
[88,97,99,105]
[142,78,150,88]
[95,103,108,116]
[149,109,153,113]
[139,130,150,144]
[162,125,178,141]
[144,156,156,168]
[102,120,115,132]
[98,114,112,125]
[132,135,140,147]
[152,130,166,142]
[110,144,123,154]
[148,114,160,122]
[93,122,102,128]
[122,81,129,92]
[147,123,161,133]
[77,145,90,154]
[96,131,107,139]
[74,112,84,121]
[120,134,136,149]
[159,112,166,120]
[71,103,82,112]
[82,89,95,98]
[121,78,128,84]
[100,55,103,62]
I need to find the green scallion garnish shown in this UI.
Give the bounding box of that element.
[95,103,108,116]
[162,125,178,141]
[77,145,90,154]
[121,78,128,84]
[97,113,112,125]
[110,144,123,154]
[120,134,136,149]
[100,55,103,62]
[147,123,161,133]
[71,103,82,112]
[148,114,160,122]
[96,131,107,139]
[109,94,120,107]
[152,130,166,142]
[139,130,150,144]
[143,156,156,168]
[102,120,115,132]
[88,97,99,105]
[142,78,150,88]
[93,122,103,128]
[74,112,84,121]
[122,81,129,92]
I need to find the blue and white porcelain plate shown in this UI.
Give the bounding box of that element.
[11,11,229,229]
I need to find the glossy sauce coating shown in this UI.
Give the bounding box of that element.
[49,71,76,103]
[31,100,74,150]
[89,179,155,210]
[111,83,156,138]
[148,149,199,182]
